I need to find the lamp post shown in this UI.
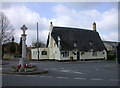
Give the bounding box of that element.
[37,23,39,60]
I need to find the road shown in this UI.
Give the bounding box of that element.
[2,60,120,86]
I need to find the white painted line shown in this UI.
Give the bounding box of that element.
[0,68,2,70]
[61,68,65,69]
[56,76,69,79]
[60,70,70,72]
[91,78,103,81]
[74,71,86,74]
[95,69,99,71]
[26,75,37,77]
[40,76,45,77]
[74,78,86,80]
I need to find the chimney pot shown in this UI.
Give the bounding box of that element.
[93,22,96,31]
[50,22,52,25]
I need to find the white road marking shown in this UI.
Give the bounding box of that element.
[74,78,86,80]
[40,76,45,77]
[61,68,65,69]
[91,78,103,81]
[60,70,70,72]
[95,69,99,71]
[56,76,69,79]
[0,68,2,70]
[74,71,86,74]
[26,75,37,77]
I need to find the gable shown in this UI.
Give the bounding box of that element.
[50,26,106,51]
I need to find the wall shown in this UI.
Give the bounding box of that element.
[31,48,49,60]
[59,50,107,61]
[3,53,14,60]
[48,32,60,60]
[80,50,107,60]
[60,51,77,61]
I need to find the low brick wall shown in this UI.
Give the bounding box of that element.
[3,53,14,60]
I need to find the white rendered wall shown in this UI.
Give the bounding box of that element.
[31,48,49,60]
[80,50,107,60]
[60,51,77,61]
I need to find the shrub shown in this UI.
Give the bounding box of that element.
[107,52,116,60]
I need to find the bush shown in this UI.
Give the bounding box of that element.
[107,52,116,60]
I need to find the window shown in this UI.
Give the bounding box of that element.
[72,51,76,55]
[42,51,47,55]
[54,43,56,46]
[36,51,37,55]
[33,51,35,55]
[74,43,77,48]
[89,41,93,46]
[92,51,97,56]
[61,51,69,57]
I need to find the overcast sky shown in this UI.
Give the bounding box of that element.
[1,2,118,46]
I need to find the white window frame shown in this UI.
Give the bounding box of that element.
[92,51,97,56]
[61,51,69,57]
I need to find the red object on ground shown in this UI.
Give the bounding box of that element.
[24,64,26,68]
[17,65,21,69]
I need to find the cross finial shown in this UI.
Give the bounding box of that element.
[21,25,28,34]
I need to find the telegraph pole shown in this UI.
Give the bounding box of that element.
[37,23,39,60]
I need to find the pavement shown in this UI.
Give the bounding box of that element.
[2,58,120,86]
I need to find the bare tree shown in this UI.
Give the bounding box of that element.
[0,11,14,44]
[32,40,46,48]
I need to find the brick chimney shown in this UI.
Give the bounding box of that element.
[93,22,96,31]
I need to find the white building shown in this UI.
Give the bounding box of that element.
[31,22,107,61]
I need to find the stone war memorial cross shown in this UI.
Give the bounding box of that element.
[21,25,27,60]
[13,24,37,72]
[10,24,47,74]
[19,24,28,68]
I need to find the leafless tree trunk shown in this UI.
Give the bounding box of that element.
[0,11,14,44]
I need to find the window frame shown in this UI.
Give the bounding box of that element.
[92,51,97,56]
[61,51,69,57]
[41,51,47,55]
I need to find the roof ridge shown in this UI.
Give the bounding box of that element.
[53,26,94,32]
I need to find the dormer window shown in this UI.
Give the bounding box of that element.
[89,42,92,46]
[89,41,93,46]
[74,43,77,48]
[57,36,61,42]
